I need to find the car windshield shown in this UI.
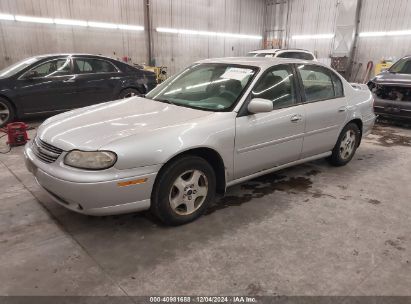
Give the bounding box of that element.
[389,57,411,74]
[146,63,257,111]
[0,57,39,78]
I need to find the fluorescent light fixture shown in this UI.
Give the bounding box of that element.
[359,30,411,37]
[15,15,53,24]
[0,13,14,21]
[1,13,144,32]
[156,27,262,40]
[87,21,118,29]
[118,24,144,31]
[292,33,335,40]
[54,18,87,27]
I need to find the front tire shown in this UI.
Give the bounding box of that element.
[150,156,216,226]
[0,98,15,128]
[118,88,142,99]
[329,123,361,166]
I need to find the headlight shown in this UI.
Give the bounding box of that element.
[64,150,117,170]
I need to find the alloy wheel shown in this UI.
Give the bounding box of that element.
[0,101,10,126]
[124,92,136,98]
[339,130,356,160]
[169,170,209,215]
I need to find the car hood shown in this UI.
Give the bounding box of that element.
[372,72,411,86]
[37,97,213,151]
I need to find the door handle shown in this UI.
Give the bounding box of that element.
[63,78,76,83]
[290,114,302,122]
[338,106,348,112]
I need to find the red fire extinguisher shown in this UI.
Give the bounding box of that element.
[5,122,29,147]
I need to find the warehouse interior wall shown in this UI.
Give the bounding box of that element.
[0,0,147,69]
[266,0,411,80]
[0,0,266,75]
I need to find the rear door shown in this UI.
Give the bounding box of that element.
[234,64,305,179]
[72,57,122,107]
[296,64,348,158]
[16,57,77,114]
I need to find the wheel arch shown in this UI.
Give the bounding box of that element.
[348,118,363,146]
[155,147,227,195]
[0,94,17,119]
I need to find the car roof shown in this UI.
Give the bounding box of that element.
[249,49,313,54]
[196,56,324,69]
[29,53,119,61]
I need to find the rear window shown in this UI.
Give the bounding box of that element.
[277,52,314,60]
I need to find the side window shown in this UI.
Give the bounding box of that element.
[276,52,295,59]
[331,72,344,97]
[300,53,315,60]
[298,65,336,102]
[74,58,118,74]
[251,65,297,109]
[27,58,71,78]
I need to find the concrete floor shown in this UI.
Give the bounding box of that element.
[0,120,410,296]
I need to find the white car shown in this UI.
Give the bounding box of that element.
[24,57,375,225]
[248,49,317,61]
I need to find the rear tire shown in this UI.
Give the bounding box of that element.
[0,97,15,128]
[118,88,142,99]
[150,156,216,226]
[329,122,361,167]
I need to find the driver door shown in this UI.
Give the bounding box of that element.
[234,64,305,179]
[16,57,77,114]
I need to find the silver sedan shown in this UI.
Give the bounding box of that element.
[24,57,376,225]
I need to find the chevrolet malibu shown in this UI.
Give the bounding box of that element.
[24,57,376,225]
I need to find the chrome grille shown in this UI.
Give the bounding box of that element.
[32,137,63,163]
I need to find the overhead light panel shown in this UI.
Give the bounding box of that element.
[15,15,54,24]
[359,30,411,37]
[292,34,335,40]
[156,27,262,40]
[118,24,144,31]
[54,18,87,27]
[1,12,144,31]
[0,13,14,21]
[87,21,118,29]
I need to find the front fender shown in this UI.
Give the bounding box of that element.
[102,112,237,180]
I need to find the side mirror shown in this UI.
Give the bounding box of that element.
[23,70,39,79]
[247,98,274,114]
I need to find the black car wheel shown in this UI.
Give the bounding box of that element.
[0,98,15,127]
[118,88,142,99]
[329,123,361,167]
[150,156,216,226]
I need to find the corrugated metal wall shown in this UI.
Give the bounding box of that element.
[0,0,147,68]
[0,0,266,75]
[285,0,338,63]
[150,0,266,74]
[266,0,411,79]
[354,0,411,80]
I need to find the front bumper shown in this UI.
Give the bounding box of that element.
[374,97,411,120]
[24,142,159,216]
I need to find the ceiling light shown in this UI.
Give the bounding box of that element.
[292,34,335,40]
[54,18,87,27]
[359,30,411,37]
[87,21,118,29]
[156,27,262,40]
[0,13,14,21]
[118,24,144,31]
[15,15,53,24]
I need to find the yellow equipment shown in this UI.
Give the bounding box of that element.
[375,59,394,75]
[144,65,168,83]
